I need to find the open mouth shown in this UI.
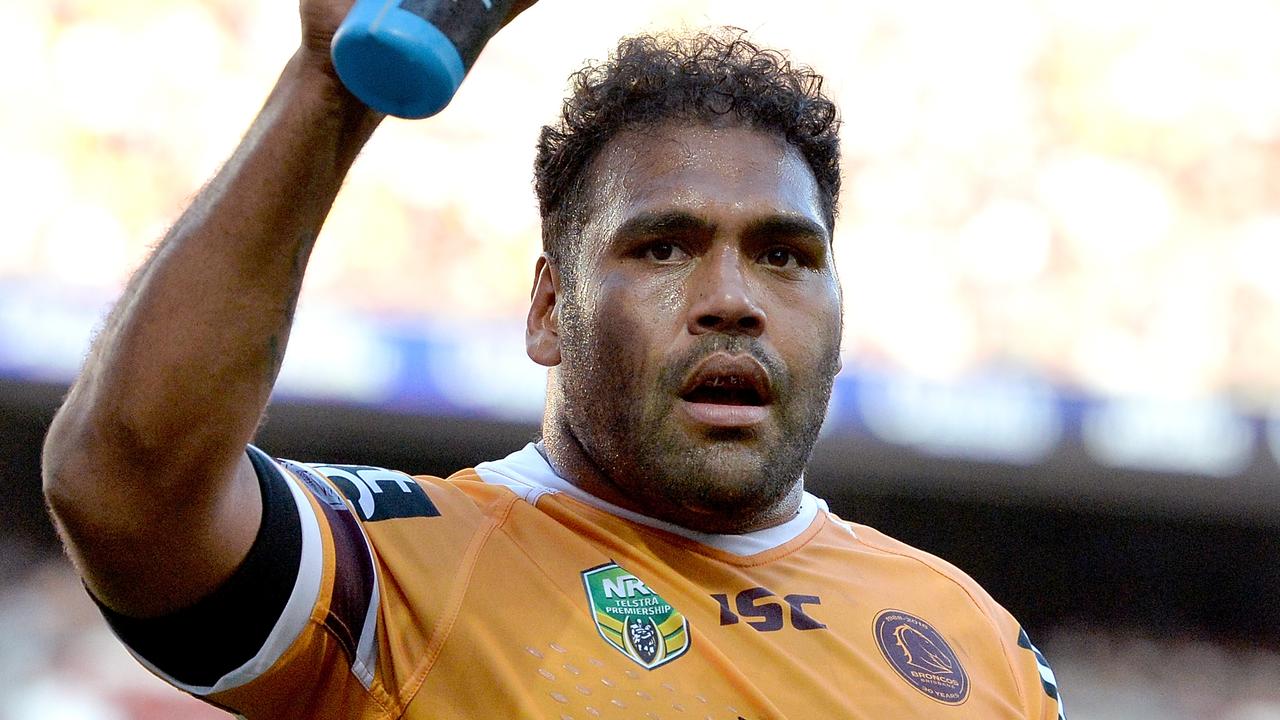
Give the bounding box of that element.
[681,374,766,406]
[676,354,773,427]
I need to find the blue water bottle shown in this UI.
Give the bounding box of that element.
[332,0,516,119]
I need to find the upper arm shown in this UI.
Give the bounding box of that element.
[86,449,478,718]
[94,448,388,717]
[65,448,497,718]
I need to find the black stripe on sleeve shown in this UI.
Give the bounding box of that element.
[95,446,303,688]
[277,460,376,668]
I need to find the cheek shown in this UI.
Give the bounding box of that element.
[776,285,843,367]
[570,276,659,380]
[597,270,687,347]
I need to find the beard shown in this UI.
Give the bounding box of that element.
[554,300,840,531]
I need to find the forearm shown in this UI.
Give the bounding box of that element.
[78,52,375,452]
[44,51,381,608]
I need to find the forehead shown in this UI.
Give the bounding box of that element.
[582,123,825,237]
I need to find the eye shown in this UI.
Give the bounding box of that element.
[761,247,800,269]
[641,242,686,262]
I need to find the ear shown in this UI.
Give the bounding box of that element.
[526,254,562,367]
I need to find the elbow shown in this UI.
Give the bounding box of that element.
[41,403,104,529]
[41,403,173,551]
[40,398,157,529]
[42,396,239,527]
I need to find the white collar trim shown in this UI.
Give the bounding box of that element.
[474,442,830,557]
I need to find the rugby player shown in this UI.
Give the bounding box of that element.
[42,0,1066,717]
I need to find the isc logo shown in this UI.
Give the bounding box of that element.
[309,464,441,522]
[602,575,653,599]
[712,587,826,632]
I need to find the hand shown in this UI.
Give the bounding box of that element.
[299,0,541,79]
[299,0,355,74]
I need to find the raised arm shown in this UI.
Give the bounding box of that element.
[41,0,536,619]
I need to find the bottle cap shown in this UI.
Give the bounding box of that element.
[332,6,467,119]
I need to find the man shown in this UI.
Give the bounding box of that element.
[42,1,1067,718]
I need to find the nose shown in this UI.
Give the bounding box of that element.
[686,246,766,337]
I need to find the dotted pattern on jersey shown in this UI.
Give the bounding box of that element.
[520,640,750,720]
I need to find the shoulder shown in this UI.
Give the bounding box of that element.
[844,521,1001,604]
[828,517,1067,718]
[825,516,1026,661]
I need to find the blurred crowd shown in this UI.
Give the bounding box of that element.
[5,3,1280,718]
[0,551,1276,720]
[0,551,224,720]
[1049,629,1280,720]
[2,0,1279,410]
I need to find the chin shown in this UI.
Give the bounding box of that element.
[637,440,800,523]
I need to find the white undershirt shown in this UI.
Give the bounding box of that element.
[473,442,835,557]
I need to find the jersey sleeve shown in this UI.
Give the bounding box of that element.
[1014,625,1068,720]
[95,446,393,719]
[981,595,1067,720]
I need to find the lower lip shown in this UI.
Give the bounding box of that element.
[678,399,770,428]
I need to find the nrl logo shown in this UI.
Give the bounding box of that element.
[581,562,690,670]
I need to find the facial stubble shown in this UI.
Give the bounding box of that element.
[555,298,840,531]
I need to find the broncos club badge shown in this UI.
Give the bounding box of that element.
[874,609,970,704]
[581,562,691,670]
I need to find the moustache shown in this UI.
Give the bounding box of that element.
[660,335,787,396]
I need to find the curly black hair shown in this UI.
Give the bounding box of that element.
[534,28,841,282]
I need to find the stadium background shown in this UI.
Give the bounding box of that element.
[2,0,1280,716]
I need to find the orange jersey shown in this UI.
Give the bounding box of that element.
[107,444,1065,720]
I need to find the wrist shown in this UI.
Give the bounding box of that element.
[288,48,386,129]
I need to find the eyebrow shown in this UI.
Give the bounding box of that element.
[740,215,830,246]
[611,210,715,243]
[610,210,829,246]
